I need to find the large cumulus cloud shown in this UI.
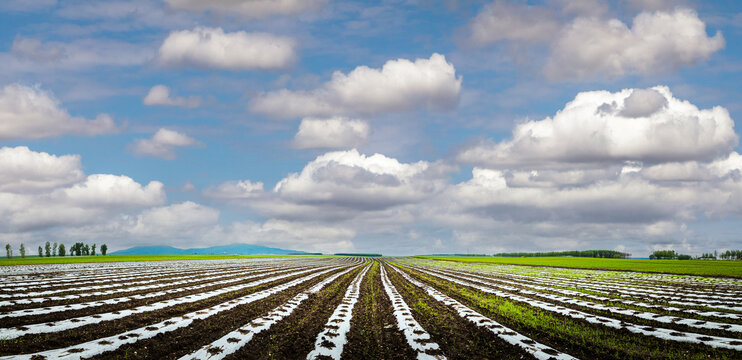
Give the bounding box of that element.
[208,149,452,221]
[0,146,165,231]
[457,86,737,167]
[250,53,462,118]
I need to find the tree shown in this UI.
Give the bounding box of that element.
[83,244,90,256]
[650,250,678,260]
[53,242,58,257]
[19,244,25,258]
[45,241,51,257]
[101,244,108,256]
[58,244,66,257]
[5,244,11,259]
[91,244,96,256]
[71,242,83,256]
[38,246,43,257]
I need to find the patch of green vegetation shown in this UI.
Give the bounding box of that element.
[0,254,303,266]
[415,256,742,278]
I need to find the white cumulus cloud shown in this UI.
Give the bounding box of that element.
[250,53,462,118]
[158,27,296,70]
[61,174,165,209]
[271,149,444,211]
[210,149,452,225]
[130,128,201,160]
[0,83,117,139]
[0,147,165,232]
[129,201,220,237]
[293,117,370,149]
[457,86,737,167]
[0,146,83,193]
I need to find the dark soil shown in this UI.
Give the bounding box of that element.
[1,264,303,313]
[2,266,302,326]
[342,261,418,360]
[225,265,364,359]
[0,266,330,356]
[0,265,242,295]
[86,267,347,359]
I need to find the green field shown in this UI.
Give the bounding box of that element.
[416,256,742,278]
[0,254,300,266]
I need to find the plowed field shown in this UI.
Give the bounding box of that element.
[1,257,740,359]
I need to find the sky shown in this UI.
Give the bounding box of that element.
[1,0,741,256]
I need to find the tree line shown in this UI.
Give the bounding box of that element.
[649,249,742,260]
[694,250,741,260]
[492,250,632,259]
[5,242,108,259]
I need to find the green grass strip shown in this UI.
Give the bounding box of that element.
[416,256,742,278]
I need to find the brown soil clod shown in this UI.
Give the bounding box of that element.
[319,340,336,349]
[206,346,223,355]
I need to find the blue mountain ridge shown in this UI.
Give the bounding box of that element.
[111,244,307,255]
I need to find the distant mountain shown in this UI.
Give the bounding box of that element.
[111,244,308,255]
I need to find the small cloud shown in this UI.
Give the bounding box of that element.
[181,181,196,192]
[157,27,296,70]
[204,180,264,202]
[292,117,369,149]
[143,85,201,108]
[130,128,202,160]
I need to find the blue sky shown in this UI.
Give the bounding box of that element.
[1,0,741,256]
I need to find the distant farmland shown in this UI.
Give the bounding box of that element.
[0,257,740,359]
